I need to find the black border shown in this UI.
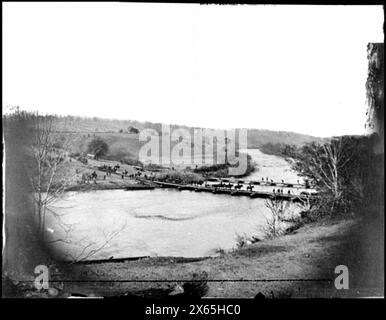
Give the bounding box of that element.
[1,1,384,316]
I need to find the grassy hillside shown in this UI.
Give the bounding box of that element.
[52,115,322,163]
[66,132,142,162]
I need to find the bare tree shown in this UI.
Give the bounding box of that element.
[67,221,127,262]
[21,114,127,262]
[288,137,357,208]
[44,205,128,262]
[264,196,290,238]
[25,114,76,239]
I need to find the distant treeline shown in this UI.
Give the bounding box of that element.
[246,129,323,149]
[259,142,298,158]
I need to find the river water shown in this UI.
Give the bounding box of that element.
[239,148,304,184]
[47,149,303,260]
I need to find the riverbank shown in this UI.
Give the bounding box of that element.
[61,156,158,192]
[40,214,383,298]
[62,150,260,193]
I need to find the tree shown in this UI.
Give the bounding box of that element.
[128,126,139,134]
[364,43,384,216]
[264,196,289,238]
[57,221,127,263]
[287,135,377,214]
[285,45,383,217]
[87,137,108,160]
[4,109,48,281]
[3,109,76,283]
[4,109,126,276]
[292,139,349,194]
[365,43,384,143]
[24,114,76,239]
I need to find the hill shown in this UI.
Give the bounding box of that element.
[49,115,323,164]
[246,128,321,148]
[54,115,321,143]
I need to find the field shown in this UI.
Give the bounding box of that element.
[54,115,322,165]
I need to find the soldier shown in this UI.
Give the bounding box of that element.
[81,173,87,184]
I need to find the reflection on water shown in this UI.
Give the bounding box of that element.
[46,149,303,259]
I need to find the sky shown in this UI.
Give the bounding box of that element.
[2,3,384,137]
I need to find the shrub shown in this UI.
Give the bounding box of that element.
[154,171,204,184]
[87,137,109,159]
[128,126,140,134]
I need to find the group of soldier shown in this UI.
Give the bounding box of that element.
[80,171,98,184]
[273,188,291,194]
[79,163,138,184]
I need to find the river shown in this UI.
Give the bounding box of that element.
[239,148,304,184]
[47,149,303,260]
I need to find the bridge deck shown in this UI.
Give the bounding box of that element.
[152,181,316,202]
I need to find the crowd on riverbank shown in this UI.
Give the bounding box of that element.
[64,155,314,196]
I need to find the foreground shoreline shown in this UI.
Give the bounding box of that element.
[4,214,383,298]
[44,215,382,298]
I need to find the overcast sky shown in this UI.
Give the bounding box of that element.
[3,3,384,137]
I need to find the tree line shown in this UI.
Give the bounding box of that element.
[286,134,383,218]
